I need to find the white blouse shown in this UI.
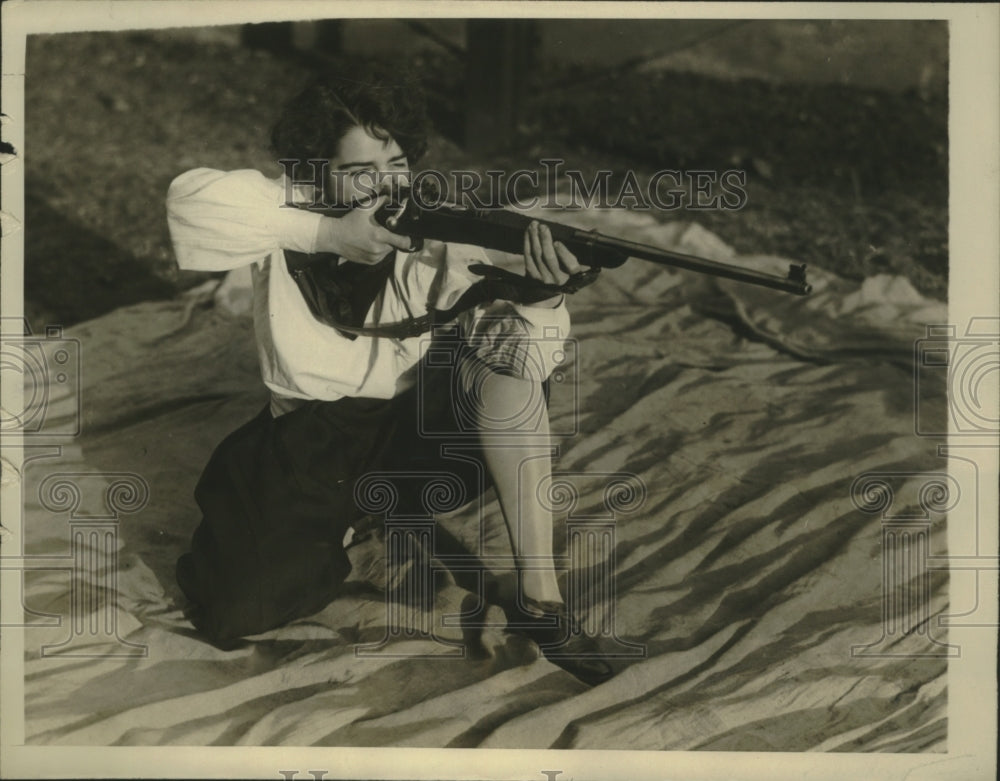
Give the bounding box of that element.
[166,168,571,403]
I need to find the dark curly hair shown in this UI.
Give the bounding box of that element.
[270,65,430,166]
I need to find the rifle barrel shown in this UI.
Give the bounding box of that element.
[579,230,813,295]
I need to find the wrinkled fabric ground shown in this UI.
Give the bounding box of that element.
[19,209,948,749]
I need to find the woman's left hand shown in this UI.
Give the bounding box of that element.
[523,221,586,308]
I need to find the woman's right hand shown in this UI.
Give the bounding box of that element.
[316,194,414,264]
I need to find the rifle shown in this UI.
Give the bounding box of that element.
[285,186,812,340]
[373,187,812,296]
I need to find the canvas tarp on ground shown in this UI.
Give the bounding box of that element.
[17,208,949,750]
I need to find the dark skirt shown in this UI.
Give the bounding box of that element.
[176,339,545,646]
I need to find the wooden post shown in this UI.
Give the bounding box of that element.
[314,20,344,56]
[464,20,537,154]
[240,22,294,53]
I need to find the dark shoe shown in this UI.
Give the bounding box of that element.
[343,513,381,549]
[508,599,615,686]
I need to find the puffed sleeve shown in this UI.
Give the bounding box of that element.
[166,168,324,271]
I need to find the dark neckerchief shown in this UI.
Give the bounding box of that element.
[285,249,397,340]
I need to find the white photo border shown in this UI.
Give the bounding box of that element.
[1,2,997,779]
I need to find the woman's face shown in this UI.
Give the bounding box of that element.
[326,124,410,208]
